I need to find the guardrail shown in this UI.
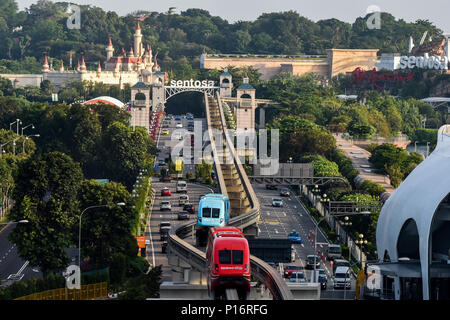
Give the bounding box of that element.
[167,92,293,300]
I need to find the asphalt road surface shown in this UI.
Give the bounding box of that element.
[252,184,356,299]
[0,224,42,287]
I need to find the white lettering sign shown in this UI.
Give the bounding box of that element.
[399,54,448,70]
[170,79,216,87]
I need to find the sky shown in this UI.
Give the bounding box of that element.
[15,0,450,33]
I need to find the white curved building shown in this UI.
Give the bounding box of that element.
[375,125,450,300]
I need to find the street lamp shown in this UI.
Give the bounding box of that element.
[355,234,368,268]
[414,141,418,153]
[22,134,40,154]
[21,124,35,136]
[426,142,430,158]
[78,202,125,283]
[10,119,22,135]
[0,220,29,226]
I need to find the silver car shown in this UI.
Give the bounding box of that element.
[272,198,283,207]
[160,201,171,211]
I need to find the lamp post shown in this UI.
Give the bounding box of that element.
[355,234,368,268]
[21,124,35,136]
[426,142,430,158]
[78,202,125,283]
[414,141,418,153]
[0,220,29,226]
[10,119,22,135]
[0,140,13,158]
[22,134,40,154]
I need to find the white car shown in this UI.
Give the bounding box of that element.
[176,122,183,128]
[160,201,171,211]
[272,198,283,207]
[333,266,351,289]
[178,194,189,206]
[289,272,306,283]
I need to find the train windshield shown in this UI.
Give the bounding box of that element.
[219,249,232,264]
[202,207,221,218]
[232,250,243,264]
[212,208,220,218]
[202,208,212,218]
[218,249,244,264]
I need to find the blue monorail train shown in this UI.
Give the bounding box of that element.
[196,194,230,246]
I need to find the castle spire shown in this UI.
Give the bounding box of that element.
[97,61,102,72]
[42,54,49,72]
[77,59,80,71]
[60,60,64,72]
[80,56,86,72]
[137,21,141,30]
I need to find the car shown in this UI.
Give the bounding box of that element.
[280,188,291,197]
[166,115,173,120]
[183,203,195,214]
[289,272,306,283]
[178,194,189,206]
[158,159,166,166]
[272,198,283,207]
[333,266,351,289]
[161,187,171,196]
[160,175,172,182]
[288,231,302,243]
[161,129,169,135]
[283,265,303,278]
[176,122,183,128]
[332,259,351,274]
[318,269,327,290]
[176,180,187,193]
[306,255,321,269]
[188,126,194,132]
[162,123,169,128]
[159,221,171,233]
[177,211,189,220]
[266,184,277,190]
[186,115,194,120]
[160,226,171,241]
[327,244,342,260]
[174,116,182,121]
[160,201,171,211]
[161,241,168,253]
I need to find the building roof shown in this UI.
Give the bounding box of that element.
[107,57,143,64]
[84,96,125,108]
[132,81,148,89]
[237,82,255,90]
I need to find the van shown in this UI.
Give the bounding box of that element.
[176,180,187,193]
[333,266,351,289]
[332,259,350,274]
[327,244,342,260]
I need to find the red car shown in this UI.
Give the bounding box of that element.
[283,265,303,278]
[161,187,171,196]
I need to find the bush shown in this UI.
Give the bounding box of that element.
[359,180,386,197]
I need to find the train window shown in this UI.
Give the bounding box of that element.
[202,208,211,218]
[232,250,244,264]
[212,208,220,218]
[219,250,232,264]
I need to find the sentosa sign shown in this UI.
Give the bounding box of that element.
[399,54,448,70]
[169,79,216,87]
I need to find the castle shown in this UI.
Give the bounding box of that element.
[3,22,163,89]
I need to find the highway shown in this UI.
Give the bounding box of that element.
[0,224,42,287]
[148,112,354,299]
[253,183,356,299]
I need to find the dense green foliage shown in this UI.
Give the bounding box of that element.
[0,0,443,77]
[369,143,423,187]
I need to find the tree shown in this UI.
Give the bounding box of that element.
[0,157,13,219]
[8,151,84,276]
[77,180,137,268]
[101,122,156,189]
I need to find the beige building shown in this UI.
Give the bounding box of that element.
[200,49,379,80]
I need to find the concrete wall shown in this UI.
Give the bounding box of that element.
[327,49,379,78]
[0,74,43,88]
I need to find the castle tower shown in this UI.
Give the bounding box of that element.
[76,59,80,72]
[97,61,102,72]
[106,36,114,61]
[235,76,256,131]
[219,68,233,97]
[42,54,49,73]
[80,56,87,72]
[60,60,64,72]
[130,81,150,131]
[152,71,165,111]
[128,46,134,58]
[134,22,143,58]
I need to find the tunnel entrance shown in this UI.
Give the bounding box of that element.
[164,91,205,118]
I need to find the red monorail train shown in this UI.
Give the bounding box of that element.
[206,227,251,299]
